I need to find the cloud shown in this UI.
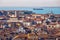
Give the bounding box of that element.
[0,0,60,7]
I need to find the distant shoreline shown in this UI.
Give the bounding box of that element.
[0,7,60,14]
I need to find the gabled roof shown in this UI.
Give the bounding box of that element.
[0,12,3,16]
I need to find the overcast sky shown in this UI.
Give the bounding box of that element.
[0,0,60,7]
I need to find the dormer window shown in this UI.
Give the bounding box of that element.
[36,16,40,18]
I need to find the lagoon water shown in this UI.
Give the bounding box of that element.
[0,7,60,14]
